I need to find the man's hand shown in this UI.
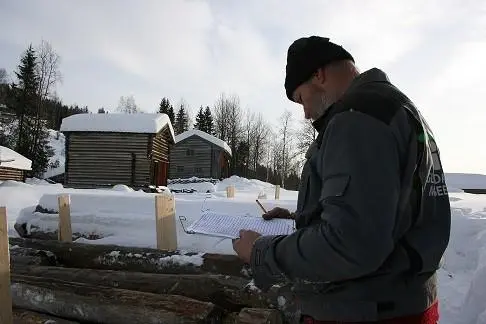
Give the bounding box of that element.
[262,207,293,220]
[232,229,262,264]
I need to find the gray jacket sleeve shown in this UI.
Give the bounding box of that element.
[249,111,403,291]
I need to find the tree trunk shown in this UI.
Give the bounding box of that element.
[11,275,223,324]
[9,238,247,277]
[13,309,79,324]
[10,265,277,311]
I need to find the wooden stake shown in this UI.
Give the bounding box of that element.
[58,195,73,243]
[155,194,177,251]
[226,186,235,198]
[0,206,13,324]
[274,185,280,200]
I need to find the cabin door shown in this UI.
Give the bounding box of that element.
[155,161,168,186]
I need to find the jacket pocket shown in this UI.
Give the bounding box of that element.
[321,174,351,199]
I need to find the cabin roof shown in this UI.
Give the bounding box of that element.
[175,129,232,156]
[0,146,32,171]
[60,113,175,142]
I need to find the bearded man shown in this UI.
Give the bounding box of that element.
[233,36,451,324]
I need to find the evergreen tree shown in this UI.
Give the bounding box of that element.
[158,97,175,126]
[13,45,38,154]
[174,104,189,135]
[9,45,54,177]
[194,106,205,131]
[98,107,106,113]
[203,106,214,135]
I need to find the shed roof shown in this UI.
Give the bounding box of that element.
[0,146,32,171]
[175,129,232,156]
[60,113,175,142]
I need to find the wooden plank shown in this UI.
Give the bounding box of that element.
[57,195,73,243]
[0,167,23,182]
[0,206,13,324]
[155,194,177,251]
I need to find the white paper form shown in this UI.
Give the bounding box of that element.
[186,212,295,239]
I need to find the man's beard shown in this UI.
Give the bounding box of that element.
[310,91,335,121]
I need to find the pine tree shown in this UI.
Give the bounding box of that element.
[194,106,205,131]
[174,104,189,135]
[13,45,38,154]
[10,44,54,177]
[203,106,214,135]
[158,97,175,126]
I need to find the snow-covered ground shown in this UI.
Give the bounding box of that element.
[1,175,486,323]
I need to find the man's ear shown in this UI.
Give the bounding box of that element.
[314,67,326,85]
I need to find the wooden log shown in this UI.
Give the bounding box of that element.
[11,274,223,324]
[13,308,79,324]
[223,308,283,324]
[9,246,58,267]
[10,265,279,311]
[8,237,248,277]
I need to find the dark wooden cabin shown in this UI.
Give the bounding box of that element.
[169,129,231,179]
[0,146,32,182]
[60,113,175,189]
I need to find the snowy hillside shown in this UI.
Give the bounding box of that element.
[0,175,485,323]
[43,129,65,179]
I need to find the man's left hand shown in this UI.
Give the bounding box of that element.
[232,229,262,264]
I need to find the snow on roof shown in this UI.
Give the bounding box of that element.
[0,146,32,171]
[175,129,232,156]
[60,113,175,142]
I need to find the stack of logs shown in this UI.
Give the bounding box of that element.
[9,238,298,324]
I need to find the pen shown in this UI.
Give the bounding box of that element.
[255,199,267,214]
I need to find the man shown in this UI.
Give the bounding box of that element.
[232,36,451,323]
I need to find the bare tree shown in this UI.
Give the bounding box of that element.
[0,68,8,105]
[251,112,270,173]
[279,110,294,188]
[213,93,231,142]
[117,95,139,113]
[31,40,62,155]
[295,118,317,162]
[36,40,62,103]
[213,93,243,174]
[177,98,192,130]
[0,68,8,84]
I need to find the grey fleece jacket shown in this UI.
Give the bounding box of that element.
[249,68,451,322]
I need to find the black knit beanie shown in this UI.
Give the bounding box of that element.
[284,36,354,102]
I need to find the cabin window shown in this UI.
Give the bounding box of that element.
[194,167,203,173]
[177,166,184,172]
[186,149,195,156]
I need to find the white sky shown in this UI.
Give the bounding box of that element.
[1,0,485,174]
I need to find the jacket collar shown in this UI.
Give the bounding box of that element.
[311,68,390,132]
